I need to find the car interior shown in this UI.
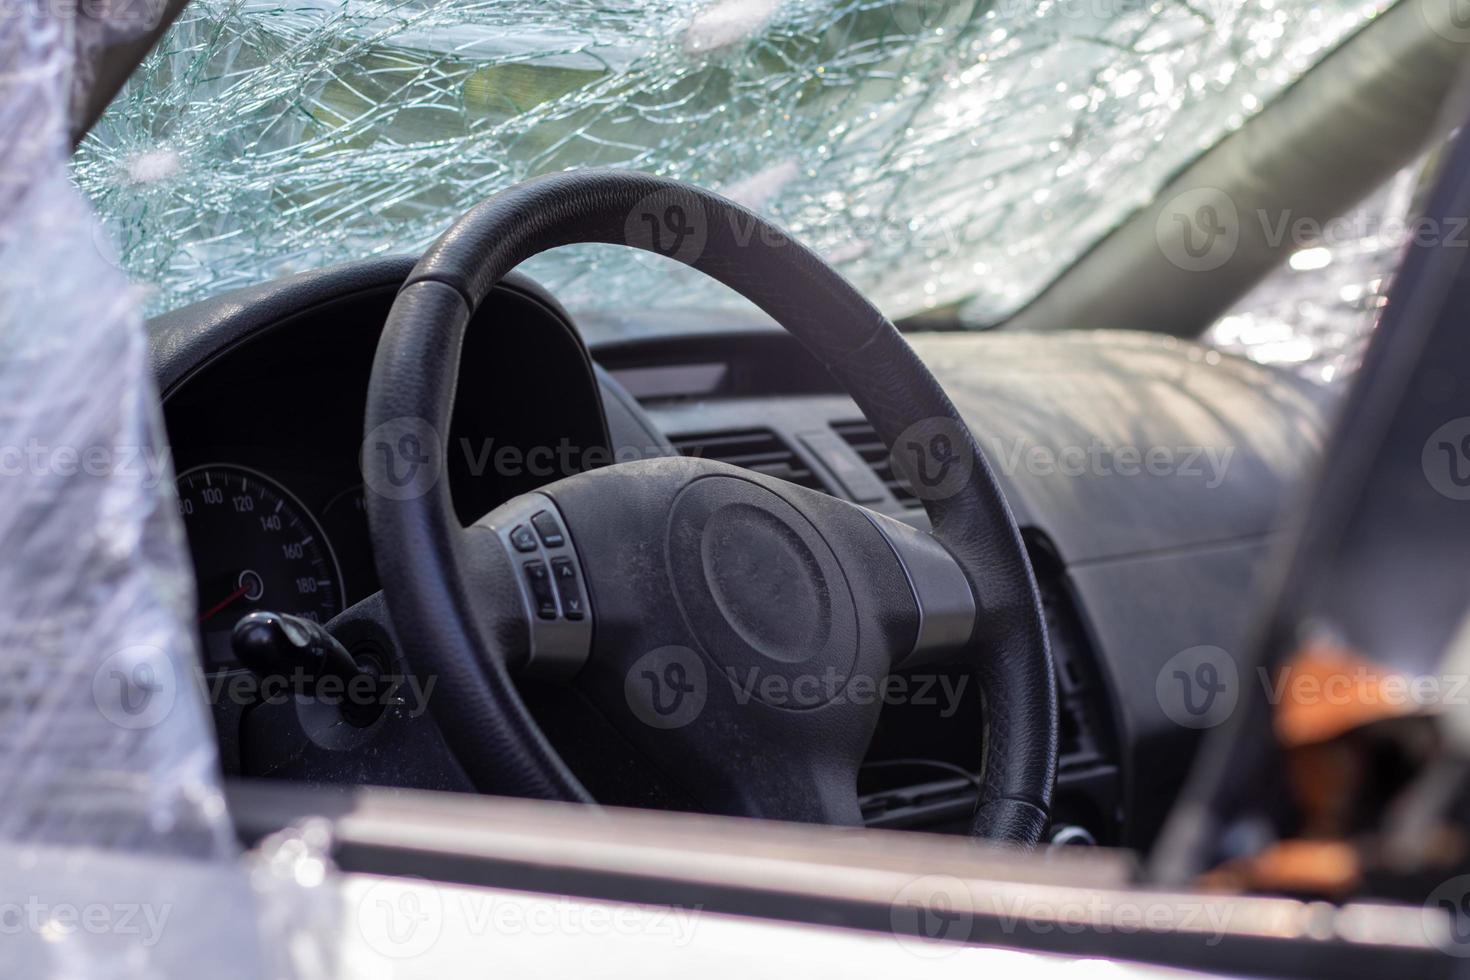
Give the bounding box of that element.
[153,246,1324,849]
[131,0,1467,860]
[30,0,1470,974]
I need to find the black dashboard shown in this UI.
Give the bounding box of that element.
[151,256,1333,849]
[154,263,609,670]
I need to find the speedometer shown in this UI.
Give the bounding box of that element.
[176,464,345,669]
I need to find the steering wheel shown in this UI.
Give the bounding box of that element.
[361,171,1057,844]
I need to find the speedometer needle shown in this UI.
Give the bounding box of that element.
[199,582,251,624]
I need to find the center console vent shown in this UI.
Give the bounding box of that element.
[830,419,917,506]
[668,428,827,493]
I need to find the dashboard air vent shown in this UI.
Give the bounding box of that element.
[669,428,826,493]
[830,420,917,506]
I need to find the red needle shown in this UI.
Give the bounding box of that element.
[199,582,251,624]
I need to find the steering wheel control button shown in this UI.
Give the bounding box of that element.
[550,558,585,620]
[530,510,566,547]
[509,524,538,552]
[477,493,593,681]
[523,561,558,619]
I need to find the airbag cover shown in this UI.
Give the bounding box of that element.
[666,476,857,708]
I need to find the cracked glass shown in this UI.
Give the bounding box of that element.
[76,0,1392,335]
[1204,155,1432,385]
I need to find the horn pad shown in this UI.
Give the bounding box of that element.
[666,476,858,710]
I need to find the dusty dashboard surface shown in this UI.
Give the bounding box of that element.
[592,319,1330,847]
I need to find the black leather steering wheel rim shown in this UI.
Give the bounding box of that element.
[364,170,1057,843]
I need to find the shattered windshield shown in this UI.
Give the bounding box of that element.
[76,0,1392,332]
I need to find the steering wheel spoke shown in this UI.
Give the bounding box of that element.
[860,509,978,671]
